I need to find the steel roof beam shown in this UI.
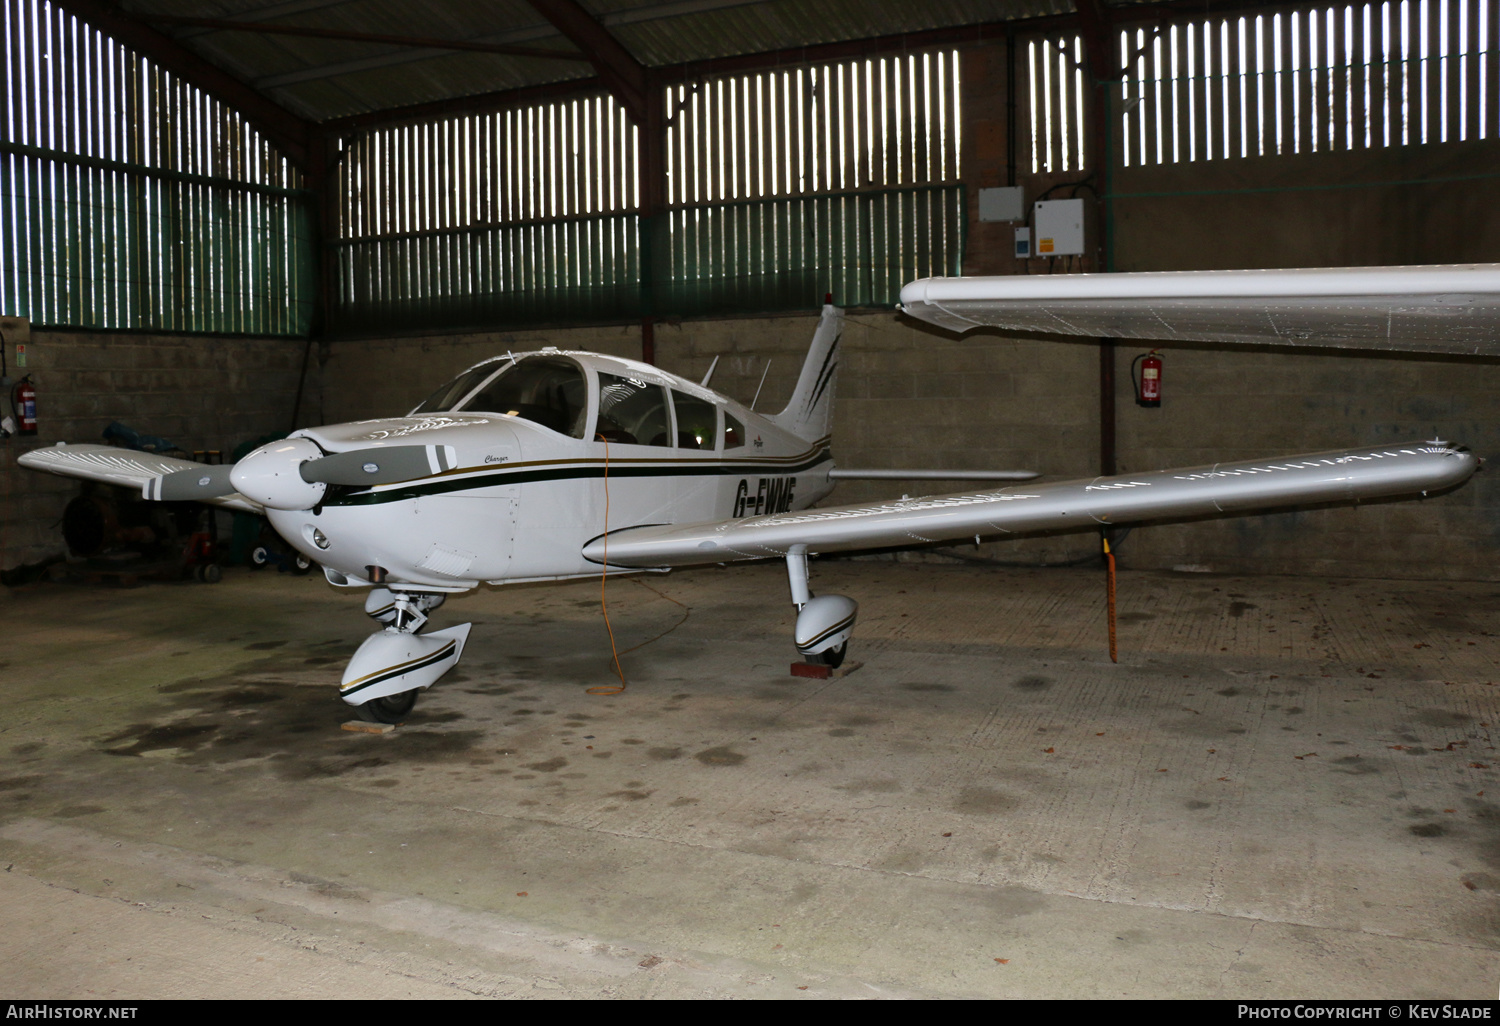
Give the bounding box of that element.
[322,76,610,131]
[524,0,649,124]
[172,0,361,40]
[253,22,563,90]
[142,14,590,62]
[51,0,313,169]
[318,13,1071,132]
[242,0,768,91]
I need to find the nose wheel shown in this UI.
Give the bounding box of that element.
[802,640,848,668]
[354,688,419,724]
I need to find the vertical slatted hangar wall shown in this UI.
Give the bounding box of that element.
[1023,0,1498,173]
[333,50,964,333]
[0,0,313,335]
[658,50,963,316]
[336,94,642,332]
[1114,0,1498,166]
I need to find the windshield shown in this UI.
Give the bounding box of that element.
[411,359,507,415]
[464,356,589,438]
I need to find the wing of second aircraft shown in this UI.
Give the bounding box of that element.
[898,264,1500,357]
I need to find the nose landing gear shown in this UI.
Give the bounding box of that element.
[342,588,471,724]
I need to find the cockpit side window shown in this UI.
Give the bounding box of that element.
[596,372,670,446]
[672,391,717,450]
[410,360,506,415]
[464,356,589,438]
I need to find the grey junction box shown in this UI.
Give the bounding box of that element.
[1034,198,1085,256]
[977,186,1025,222]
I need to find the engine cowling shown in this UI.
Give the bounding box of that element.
[229,437,327,511]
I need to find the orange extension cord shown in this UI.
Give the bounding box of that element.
[588,435,628,695]
[585,436,692,696]
[1104,535,1118,664]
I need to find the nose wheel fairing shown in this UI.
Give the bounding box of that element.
[340,622,472,710]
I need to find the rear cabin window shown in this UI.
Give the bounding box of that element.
[673,391,717,450]
[724,412,746,450]
[596,372,670,446]
[463,356,589,438]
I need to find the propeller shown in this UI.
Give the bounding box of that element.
[143,463,237,501]
[142,443,459,509]
[300,444,458,486]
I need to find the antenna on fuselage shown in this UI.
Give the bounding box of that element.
[700,355,720,388]
[750,360,772,410]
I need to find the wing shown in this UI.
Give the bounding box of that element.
[899,264,1500,357]
[18,444,264,514]
[584,442,1476,567]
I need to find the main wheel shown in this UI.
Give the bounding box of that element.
[292,554,314,576]
[355,689,419,724]
[804,641,848,669]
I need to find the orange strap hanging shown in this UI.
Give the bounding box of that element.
[1104,535,1118,664]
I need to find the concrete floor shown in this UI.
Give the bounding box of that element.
[4,558,1500,999]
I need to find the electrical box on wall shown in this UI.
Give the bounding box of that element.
[1013,227,1031,259]
[978,186,1025,222]
[1033,199,1084,257]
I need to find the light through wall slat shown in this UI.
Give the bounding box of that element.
[334,49,963,332]
[0,0,311,334]
[1106,0,1497,168]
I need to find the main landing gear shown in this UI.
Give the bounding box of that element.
[786,545,857,669]
[342,586,471,724]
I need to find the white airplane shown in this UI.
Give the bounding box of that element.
[19,267,1497,723]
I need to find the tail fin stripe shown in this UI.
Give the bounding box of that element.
[809,345,840,413]
[769,304,844,443]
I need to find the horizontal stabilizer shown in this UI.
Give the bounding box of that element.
[584,442,1476,567]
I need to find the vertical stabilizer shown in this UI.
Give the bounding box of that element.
[768,300,843,442]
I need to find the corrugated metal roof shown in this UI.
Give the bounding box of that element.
[608,0,1072,69]
[119,0,1081,123]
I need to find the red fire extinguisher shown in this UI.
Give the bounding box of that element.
[1132,350,1162,408]
[13,375,36,435]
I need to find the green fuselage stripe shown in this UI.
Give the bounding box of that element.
[324,449,834,506]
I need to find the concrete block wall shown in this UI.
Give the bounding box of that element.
[0,316,317,567]
[1107,342,1500,580]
